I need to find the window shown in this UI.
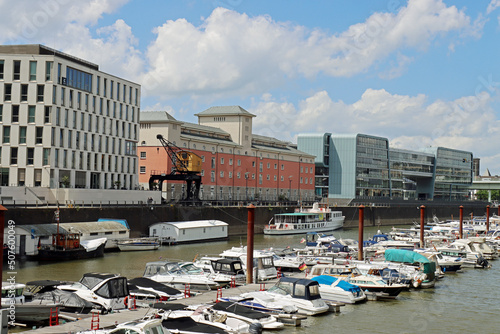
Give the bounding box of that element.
[29,61,37,81]
[69,90,73,108]
[140,166,146,174]
[19,126,27,144]
[103,78,107,97]
[0,105,2,122]
[44,106,51,123]
[10,147,18,165]
[211,157,216,168]
[21,85,28,101]
[0,60,4,79]
[220,171,224,177]
[237,159,241,166]
[140,152,146,159]
[36,127,43,144]
[66,67,92,92]
[281,164,284,170]
[37,85,44,102]
[11,105,19,122]
[61,87,65,105]
[4,83,11,101]
[27,148,34,165]
[310,167,313,173]
[45,61,53,81]
[43,148,50,165]
[77,92,81,109]
[96,76,100,95]
[211,171,215,182]
[13,60,21,80]
[220,157,224,164]
[28,106,35,123]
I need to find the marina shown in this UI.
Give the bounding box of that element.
[4,225,500,333]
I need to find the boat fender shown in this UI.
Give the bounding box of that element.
[249,322,263,334]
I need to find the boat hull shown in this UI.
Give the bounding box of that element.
[118,243,160,251]
[37,243,105,261]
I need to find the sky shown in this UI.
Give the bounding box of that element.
[2,0,500,174]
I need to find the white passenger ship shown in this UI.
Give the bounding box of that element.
[264,203,344,235]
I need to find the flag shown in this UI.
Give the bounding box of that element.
[299,262,307,271]
[300,238,306,243]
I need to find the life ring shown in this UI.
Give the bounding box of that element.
[124,296,129,307]
[74,241,79,248]
[285,224,288,228]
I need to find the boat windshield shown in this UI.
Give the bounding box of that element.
[180,263,205,275]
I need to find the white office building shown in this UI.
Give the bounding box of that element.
[0,44,141,191]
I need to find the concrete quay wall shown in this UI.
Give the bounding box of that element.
[3,202,491,237]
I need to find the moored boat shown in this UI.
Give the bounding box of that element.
[117,237,160,251]
[264,203,344,235]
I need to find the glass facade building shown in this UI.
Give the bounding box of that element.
[298,132,473,201]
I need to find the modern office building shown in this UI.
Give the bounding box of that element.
[421,147,473,200]
[0,45,141,190]
[297,133,473,202]
[138,106,316,202]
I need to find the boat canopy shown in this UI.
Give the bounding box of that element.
[311,275,362,294]
[273,276,322,301]
[384,249,436,274]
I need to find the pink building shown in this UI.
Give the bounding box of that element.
[138,106,315,202]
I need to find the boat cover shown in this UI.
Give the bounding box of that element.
[80,238,107,252]
[212,301,269,320]
[128,277,181,296]
[162,317,226,334]
[384,249,436,274]
[311,275,362,293]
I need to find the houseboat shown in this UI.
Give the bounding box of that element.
[149,220,228,244]
[264,203,344,235]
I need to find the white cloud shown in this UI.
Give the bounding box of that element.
[143,0,476,97]
[250,88,500,172]
[487,0,500,14]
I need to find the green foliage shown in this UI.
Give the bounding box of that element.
[476,190,500,201]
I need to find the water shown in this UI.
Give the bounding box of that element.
[6,226,500,333]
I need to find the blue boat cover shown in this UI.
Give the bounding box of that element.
[311,275,361,293]
[384,249,430,264]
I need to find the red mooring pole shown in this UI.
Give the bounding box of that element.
[358,205,364,261]
[459,205,464,239]
[0,205,7,306]
[420,205,425,248]
[486,205,490,233]
[246,204,255,284]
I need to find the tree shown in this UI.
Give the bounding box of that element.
[476,190,500,201]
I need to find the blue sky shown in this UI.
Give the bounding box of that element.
[2,0,500,174]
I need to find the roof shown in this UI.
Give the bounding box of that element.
[181,122,231,137]
[195,106,256,117]
[59,221,129,234]
[150,220,228,229]
[15,224,60,236]
[140,111,179,122]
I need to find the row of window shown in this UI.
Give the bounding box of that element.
[0,146,136,174]
[1,125,137,157]
[0,59,139,106]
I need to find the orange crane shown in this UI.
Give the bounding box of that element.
[149,134,202,201]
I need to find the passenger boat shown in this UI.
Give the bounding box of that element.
[117,237,160,251]
[263,203,344,235]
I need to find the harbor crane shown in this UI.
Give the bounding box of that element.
[148,134,202,202]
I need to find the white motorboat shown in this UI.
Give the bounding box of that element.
[224,277,330,316]
[309,263,407,297]
[78,318,170,334]
[1,282,61,325]
[55,273,129,312]
[310,275,366,304]
[117,237,160,251]
[194,257,247,285]
[219,246,277,280]
[210,301,285,330]
[264,203,344,235]
[143,260,220,291]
